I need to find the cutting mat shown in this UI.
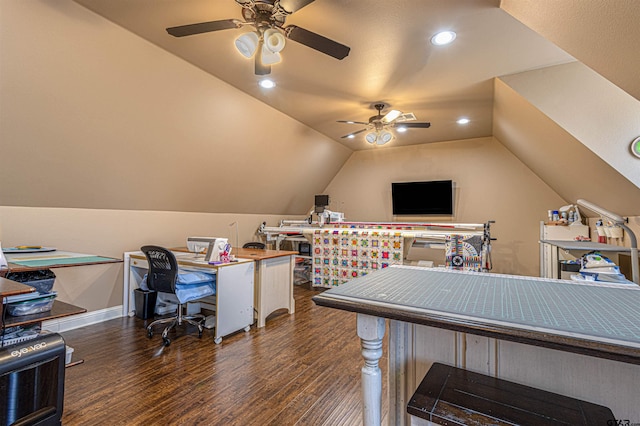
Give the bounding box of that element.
[325,266,640,346]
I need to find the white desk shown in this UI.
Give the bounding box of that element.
[124,251,254,344]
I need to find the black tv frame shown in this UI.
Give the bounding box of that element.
[391,180,454,216]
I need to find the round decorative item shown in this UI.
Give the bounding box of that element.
[451,255,464,267]
[631,136,640,158]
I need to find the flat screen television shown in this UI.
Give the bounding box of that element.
[391,180,453,215]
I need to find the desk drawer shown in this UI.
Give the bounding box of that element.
[130,257,148,269]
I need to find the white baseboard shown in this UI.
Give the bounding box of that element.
[42,305,123,333]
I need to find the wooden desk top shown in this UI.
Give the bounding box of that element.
[172,247,298,261]
[233,247,298,261]
[0,277,36,298]
[3,300,87,328]
[313,265,640,365]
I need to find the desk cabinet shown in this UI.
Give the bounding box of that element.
[234,248,296,328]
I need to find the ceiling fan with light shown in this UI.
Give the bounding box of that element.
[166,0,350,75]
[338,103,431,145]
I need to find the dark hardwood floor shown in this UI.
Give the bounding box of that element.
[60,285,388,425]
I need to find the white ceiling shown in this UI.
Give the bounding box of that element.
[72,0,573,150]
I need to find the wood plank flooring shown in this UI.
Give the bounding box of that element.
[60,285,388,425]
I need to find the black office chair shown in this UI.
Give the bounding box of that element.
[242,242,266,249]
[141,245,206,346]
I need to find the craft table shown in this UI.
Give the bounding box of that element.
[313,265,640,425]
[169,247,297,327]
[125,251,255,344]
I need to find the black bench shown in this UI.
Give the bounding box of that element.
[407,363,615,425]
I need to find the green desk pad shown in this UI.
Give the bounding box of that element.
[10,256,116,268]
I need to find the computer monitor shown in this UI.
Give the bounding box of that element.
[315,195,329,213]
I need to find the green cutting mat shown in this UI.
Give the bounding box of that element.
[10,256,116,268]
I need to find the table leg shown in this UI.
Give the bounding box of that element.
[357,313,386,426]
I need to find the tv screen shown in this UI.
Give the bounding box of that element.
[392,180,453,215]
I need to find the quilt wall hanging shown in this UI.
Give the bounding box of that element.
[444,234,483,272]
[312,229,404,288]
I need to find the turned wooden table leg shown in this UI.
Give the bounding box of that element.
[357,313,386,426]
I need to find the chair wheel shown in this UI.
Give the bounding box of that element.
[198,330,203,338]
[214,337,222,344]
[163,337,171,347]
[147,330,153,338]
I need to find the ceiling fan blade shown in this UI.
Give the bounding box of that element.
[337,120,369,125]
[284,25,350,60]
[166,19,240,37]
[254,39,272,75]
[398,122,431,128]
[277,0,316,13]
[341,128,368,139]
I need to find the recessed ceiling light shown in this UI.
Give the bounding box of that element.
[397,126,407,133]
[258,78,276,89]
[431,31,456,46]
[457,117,470,125]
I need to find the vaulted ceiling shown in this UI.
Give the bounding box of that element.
[71,0,583,150]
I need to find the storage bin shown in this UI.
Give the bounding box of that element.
[6,295,56,316]
[65,345,74,364]
[5,269,56,294]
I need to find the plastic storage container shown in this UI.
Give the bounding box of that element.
[65,346,74,364]
[5,269,55,294]
[6,295,56,316]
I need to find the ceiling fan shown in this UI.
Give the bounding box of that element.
[338,103,431,145]
[166,0,351,75]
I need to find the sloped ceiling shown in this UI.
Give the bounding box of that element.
[72,0,573,150]
[494,78,640,217]
[501,0,640,102]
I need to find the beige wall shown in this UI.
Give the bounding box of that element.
[323,137,566,276]
[0,206,296,311]
[0,0,351,215]
[493,78,640,217]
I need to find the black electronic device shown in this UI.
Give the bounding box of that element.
[0,332,66,426]
[391,180,453,215]
[314,194,329,213]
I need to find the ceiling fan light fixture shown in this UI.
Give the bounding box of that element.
[235,31,259,58]
[261,44,282,65]
[378,131,393,145]
[365,132,377,144]
[431,30,456,46]
[264,28,286,53]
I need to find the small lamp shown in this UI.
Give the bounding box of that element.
[235,32,259,58]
